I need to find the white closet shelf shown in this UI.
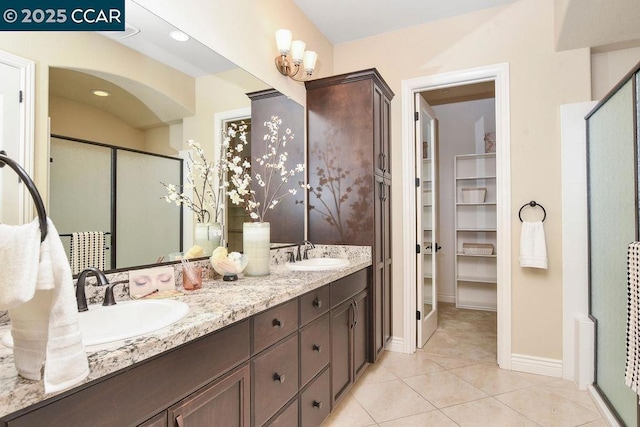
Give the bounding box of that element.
[456,202,496,206]
[456,228,497,232]
[456,176,497,180]
[457,276,498,284]
[457,253,497,258]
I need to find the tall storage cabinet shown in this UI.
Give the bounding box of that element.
[305,69,394,361]
[454,153,497,310]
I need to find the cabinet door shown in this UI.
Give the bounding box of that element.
[383,178,392,347]
[353,291,369,379]
[331,300,353,405]
[168,363,250,427]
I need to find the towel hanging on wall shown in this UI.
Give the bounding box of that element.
[70,231,105,275]
[625,242,640,395]
[519,221,548,269]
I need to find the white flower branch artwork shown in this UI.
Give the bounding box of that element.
[161,140,225,224]
[223,116,305,223]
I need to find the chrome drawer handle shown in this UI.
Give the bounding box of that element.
[312,297,322,308]
[272,318,282,328]
[313,400,322,409]
[313,344,322,353]
[273,373,285,383]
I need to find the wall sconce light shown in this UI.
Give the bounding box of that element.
[275,29,318,81]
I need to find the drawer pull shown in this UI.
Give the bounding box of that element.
[272,318,282,328]
[312,297,322,308]
[273,373,285,383]
[176,414,184,427]
[313,344,322,353]
[313,400,322,409]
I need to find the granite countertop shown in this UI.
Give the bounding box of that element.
[0,245,371,418]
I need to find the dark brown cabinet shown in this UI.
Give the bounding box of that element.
[168,364,250,427]
[306,69,393,362]
[2,268,372,427]
[330,270,370,406]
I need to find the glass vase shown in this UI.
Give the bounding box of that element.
[243,222,270,276]
[194,222,222,257]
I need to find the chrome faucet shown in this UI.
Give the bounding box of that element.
[75,267,109,312]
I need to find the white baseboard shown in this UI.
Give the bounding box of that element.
[511,353,563,378]
[437,294,455,304]
[588,385,621,426]
[386,336,405,353]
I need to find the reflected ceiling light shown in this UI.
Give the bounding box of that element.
[275,29,318,82]
[169,30,190,42]
[91,89,111,97]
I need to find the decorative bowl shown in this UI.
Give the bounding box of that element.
[211,252,248,281]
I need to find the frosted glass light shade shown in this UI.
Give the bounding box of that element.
[275,29,292,55]
[291,40,306,64]
[303,51,318,73]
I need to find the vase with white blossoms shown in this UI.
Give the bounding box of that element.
[222,116,305,276]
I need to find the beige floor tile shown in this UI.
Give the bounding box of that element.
[537,379,600,412]
[378,350,445,378]
[378,410,458,426]
[358,360,398,384]
[321,392,377,427]
[512,370,559,385]
[450,362,535,395]
[442,397,539,426]
[403,370,488,408]
[496,385,602,426]
[351,379,435,423]
[579,420,609,427]
[417,353,480,370]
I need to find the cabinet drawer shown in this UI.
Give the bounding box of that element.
[252,299,299,354]
[300,369,331,427]
[252,334,299,426]
[300,312,330,387]
[266,398,298,427]
[300,285,329,326]
[331,268,368,308]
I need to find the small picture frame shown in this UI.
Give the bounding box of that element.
[129,265,175,298]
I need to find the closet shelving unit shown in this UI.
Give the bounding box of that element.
[454,153,497,310]
[422,158,433,308]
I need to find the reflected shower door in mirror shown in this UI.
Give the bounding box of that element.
[50,136,182,271]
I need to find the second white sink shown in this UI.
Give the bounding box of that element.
[286,257,350,271]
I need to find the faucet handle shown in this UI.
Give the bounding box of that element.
[102,279,128,306]
[286,251,295,263]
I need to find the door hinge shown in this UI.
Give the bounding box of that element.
[414,111,419,121]
[416,244,421,254]
[415,177,420,187]
[416,310,421,320]
[19,90,23,103]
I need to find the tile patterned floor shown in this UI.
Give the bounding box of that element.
[322,303,606,427]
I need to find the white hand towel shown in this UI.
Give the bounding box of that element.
[519,220,548,269]
[2,218,89,393]
[0,220,41,308]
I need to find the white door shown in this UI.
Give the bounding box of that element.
[0,61,21,224]
[416,93,439,348]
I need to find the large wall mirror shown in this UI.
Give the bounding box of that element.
[0,0,305,273]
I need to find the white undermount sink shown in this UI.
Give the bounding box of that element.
[286,257,350,271]
[2,299,189,348]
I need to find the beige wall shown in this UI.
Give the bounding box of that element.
[591,47,640,100]
[50,96,146,151]
[333,0,591,360]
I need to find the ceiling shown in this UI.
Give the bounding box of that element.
[293,0,520,44]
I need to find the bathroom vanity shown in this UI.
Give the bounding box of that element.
[0,247,371,426]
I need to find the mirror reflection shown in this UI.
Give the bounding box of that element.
[0,0,305,272]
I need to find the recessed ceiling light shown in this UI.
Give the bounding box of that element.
[91,89,111,97]
[169,30,190,42]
